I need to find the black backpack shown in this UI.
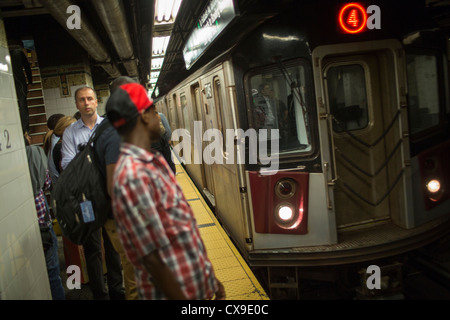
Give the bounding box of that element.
[52,121,110,245]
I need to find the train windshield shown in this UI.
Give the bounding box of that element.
[406,53,441,135]
[247,62,312,155]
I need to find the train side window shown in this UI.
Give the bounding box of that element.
[192,84,203,121]
[181,94,191,133]
[169,94,178,131]
[213,77,224,134]
[326,64,369,132]
[246,62,313,154]
[406,53,440,135]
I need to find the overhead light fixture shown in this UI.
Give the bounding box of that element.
[151,0,183,97]
[152,36,170,56]
[151,58,164,70]
[155,0,183,24]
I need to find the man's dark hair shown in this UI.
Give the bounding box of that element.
[47,113,65,130]
[109,76,136,94]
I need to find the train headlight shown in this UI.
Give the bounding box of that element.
[426,178,444,202]
[278,205,294,221]
[274,203,298,228]
[426,179,441,194]
[275,179,296,199]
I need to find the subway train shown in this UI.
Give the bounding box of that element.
[154,0,450,296]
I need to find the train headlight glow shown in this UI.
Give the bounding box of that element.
[278,205,294,221]
[426,179,441,193]
[425,178,444,202]
[274,203,299,229]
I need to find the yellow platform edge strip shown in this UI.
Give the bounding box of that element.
[175,164,269,300]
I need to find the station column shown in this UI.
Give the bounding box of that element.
[0,13,52,300]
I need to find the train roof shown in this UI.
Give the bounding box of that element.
[153,0,450,98]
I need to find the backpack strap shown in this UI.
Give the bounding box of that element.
[88,119,112,145]
[86,119,113,182]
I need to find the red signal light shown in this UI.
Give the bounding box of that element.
[339,3,367,34]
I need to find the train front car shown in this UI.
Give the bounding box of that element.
[227,0,450,296]
[157,0,450,298]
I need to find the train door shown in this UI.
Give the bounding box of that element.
[187,83,207,189]
[201,76,221,205]
[314,40,408,231]
[206,64,252,248]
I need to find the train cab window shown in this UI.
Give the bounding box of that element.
[247,63,312,154]
[326,64,369,132]
[406,53,440,135]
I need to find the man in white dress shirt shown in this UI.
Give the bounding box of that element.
[60,86,124,300]
[61,87,104,170]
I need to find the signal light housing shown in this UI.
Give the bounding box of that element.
[275,179,296,199]
[418,142,450,211]
[248,172,309,235]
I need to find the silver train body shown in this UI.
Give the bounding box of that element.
[154,0,450,269]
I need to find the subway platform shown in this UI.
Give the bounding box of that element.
[57,162,268,300]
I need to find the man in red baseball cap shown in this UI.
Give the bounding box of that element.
[106,83,225,300]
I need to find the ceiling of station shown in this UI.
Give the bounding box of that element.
[0,0,270,93]
[0,0,154,85]
[0,0,449,96]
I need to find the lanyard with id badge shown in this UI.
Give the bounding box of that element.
[52,121,111,245]
[80,193,96,223]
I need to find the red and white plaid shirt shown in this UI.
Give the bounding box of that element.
[36,171,52,227]
[112,143,218,300]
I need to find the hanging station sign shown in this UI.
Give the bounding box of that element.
[183,0,237,70]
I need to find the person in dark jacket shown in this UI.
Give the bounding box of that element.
[24,131,65,300]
